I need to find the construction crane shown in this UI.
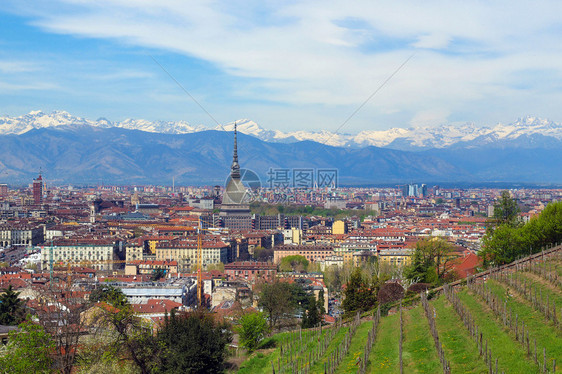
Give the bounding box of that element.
[197,218,203,308]
[63,259,127,287]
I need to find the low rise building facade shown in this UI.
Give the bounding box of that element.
[224,261,277,282]
[39,238,122,271]
[273,244,335,264]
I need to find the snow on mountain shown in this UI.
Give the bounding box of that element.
[1,111,561,150]
[0,110,96,134]
[220,119,280,142]
[351,117,562,149]
[117,118,206,134]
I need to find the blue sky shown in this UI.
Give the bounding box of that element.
[1,1,562,133]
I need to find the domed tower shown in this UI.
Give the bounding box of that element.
[219,124,251,229]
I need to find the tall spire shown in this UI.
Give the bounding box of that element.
[230,122,241,179]
[233,122,238,164]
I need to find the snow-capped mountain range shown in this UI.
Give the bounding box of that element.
[1,110,561,150]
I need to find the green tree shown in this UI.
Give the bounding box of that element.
[481,200,562,265]
[91,285,161,374]
[89,284,128,308]
[258,281,295,329]
[237,312,269,352]
[279,255,309,272]
[289,282,310,309]
[0,320,54,374]
[301,296,320,328]
[206,262,225,272]
[113,318,161,374]
[324,265,342,293]
[317,288,326,316]
[493,190,520,226]
[342,267,362,313]
[151,268,167,281]
[157,310,232,373]
[404,237,454,285]
[481,224,524,265]
[342,267,377,313]
[253,247,274,262]
[0,285,25,325]
[77,336,139,374]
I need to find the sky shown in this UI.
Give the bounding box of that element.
[1,1,562,133]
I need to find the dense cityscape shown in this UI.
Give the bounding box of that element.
[3,1,562,373]
[0,127,561,372]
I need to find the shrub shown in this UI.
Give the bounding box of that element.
[377,282,405,305]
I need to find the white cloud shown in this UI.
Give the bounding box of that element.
[413,34,451,49]
[0,60,39,73]
[2,0,562,130]
[410,109,450,127]
[0,80,57,91]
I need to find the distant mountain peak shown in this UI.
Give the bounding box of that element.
[0,110,561,150]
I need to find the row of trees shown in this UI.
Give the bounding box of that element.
[249,202,366,219]
[481,193,562,264]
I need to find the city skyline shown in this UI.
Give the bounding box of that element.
[1,1,562,133]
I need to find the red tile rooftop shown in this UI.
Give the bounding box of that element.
[144,236,178,241]
[97,275,151,282]
[49,238,116,245]
[128,260,178,266]
[94,301,120,314]
[71,267,97,273]
[0,278,28,289]
[224,261,276,269]
[450,252,482,278]
[132,299,183,314]
[169,206,195,211]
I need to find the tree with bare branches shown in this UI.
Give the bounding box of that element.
[86,288,161,374]
[31,283,90,374]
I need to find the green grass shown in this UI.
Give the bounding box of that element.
[528,260,562,287]
[535,259,562,277]
[237,351,274,374]
[401,304,441,373]
[308,326,350,374]
[432,296,488,373]
[334,321,373,374]
[238,328,326,374]
[237,266,562,373]
[486,280,562,365]
[367,312,401,373]
[458,289,540,373]
[516,271,562,306]
[237,334,283,374]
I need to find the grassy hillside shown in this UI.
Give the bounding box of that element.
[236,255,562,373]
